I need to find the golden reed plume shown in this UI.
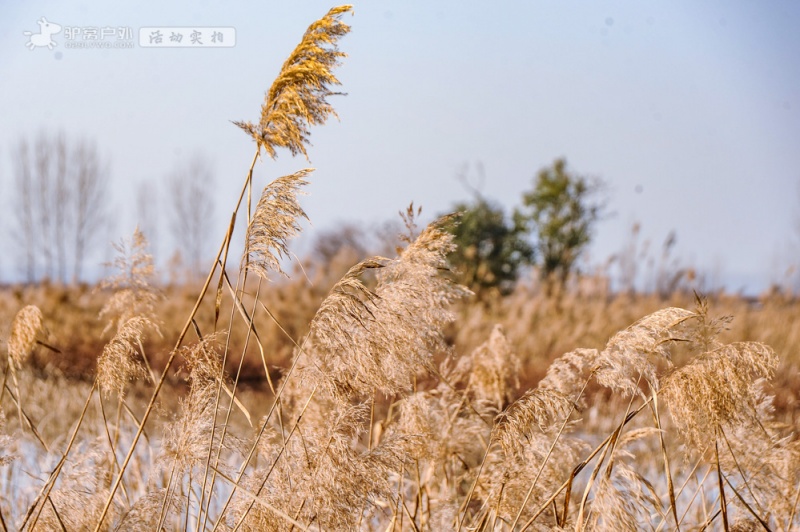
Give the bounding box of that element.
[234,5,353,158]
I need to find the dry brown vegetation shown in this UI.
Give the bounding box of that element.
[2,6,799,531]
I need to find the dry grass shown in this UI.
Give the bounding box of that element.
[3,236,800,532]
[2,5,800,531]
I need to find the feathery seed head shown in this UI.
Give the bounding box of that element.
[161,379,219,473]
[587,461,661,531]
[537,347,598,406]
[482,430,584,525]
[235,5,353,158]
[394,388,487,465]
[7,305,47,369]
[98,227,161,334]
[303,257,386,397]
[450,324,520,408]
[115,490,181,532]
[595,307,695,396]
[494,387,573,458]
[158,335,228,475]
[663,341,777,450]
[244,169,311,279]
[179,333,223,383]
[96,316,155,397]
[305,216,470,399]
[39,441,118,530]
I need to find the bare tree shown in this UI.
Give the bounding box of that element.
[71,139,107,282]
[11,132,109,283]
[135,178,160,261]
[12,140,37,281]
[34,136,55,280]
[166,155,215,279]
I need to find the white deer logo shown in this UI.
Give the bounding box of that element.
[24,17,62,50]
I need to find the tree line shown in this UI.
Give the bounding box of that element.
[447,158,606,297]
[8,132,217,284]
[7,133,602,293]
[11,133,107,283]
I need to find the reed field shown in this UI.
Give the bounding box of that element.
[2,6,799,531]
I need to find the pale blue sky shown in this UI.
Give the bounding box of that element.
[1,1,799,293]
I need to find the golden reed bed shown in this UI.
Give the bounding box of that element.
[2,6,798,530]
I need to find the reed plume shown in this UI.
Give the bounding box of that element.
[161,336,226,473]
[7,305,47,369]
[98,227,161,334]
[38,441,117,531]
[494,388,573,459]
[94,229,161,400]
[714,415,800,529]
[585,460,660,531]
[5,304,51,437]
[155,336,242,527]
[366,215,471,392]
[233,215,472,528]
[482,425,585,527]
[303,215,470,400]
[244,169,311,279]
[234,5,353,158]
[595,307,695,397]
[537,347,597,406]
[450,324,520,409]
[300,257,385,398]
[394,386,488,465]
[232,401,407,531]
[662,341,777,450]
[96,315,155,398]
[114,490,179,532]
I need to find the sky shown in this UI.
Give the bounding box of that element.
[1,1,799,293]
